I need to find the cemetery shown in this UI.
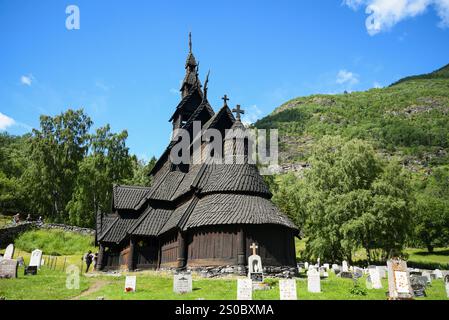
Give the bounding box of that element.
[1,229,448,300]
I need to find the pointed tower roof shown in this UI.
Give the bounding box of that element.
[180,33,201,98]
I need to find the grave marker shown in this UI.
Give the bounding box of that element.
[248,243,263,283]
[279,279,297,300]
[237,279,252,300]
[124,275,136,292]
[0,259,18,279]
[368,267,383,289]
[387,258,414,300]
[173,272,192,294]
[342,261,349,272]
[29,249,42,268]
[4,244,14,260]
[307,269,321,293]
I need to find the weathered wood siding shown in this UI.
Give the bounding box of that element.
[159,231,179,267]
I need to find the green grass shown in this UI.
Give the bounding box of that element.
[13,229,96,256]
[0,267,91,300]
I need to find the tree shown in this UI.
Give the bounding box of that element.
[67,125,133,227]
[288,136,412,262]
[413,167,449,252]
[23,109,92,222]
[125,156,157,186]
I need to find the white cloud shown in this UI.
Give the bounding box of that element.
[343,0,449,35]
[0,112,16,130]
[336,69,360,85]
[169,88,179,95]
[242,105,263,125]
[20,74,34,86]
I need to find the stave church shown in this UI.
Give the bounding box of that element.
[95,34,298,273]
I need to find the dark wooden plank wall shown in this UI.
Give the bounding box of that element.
[160,231,179,266]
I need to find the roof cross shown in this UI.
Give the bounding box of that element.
[232,104,245,121]
[189,32,192,53]
[250,243,258,256]
[221,94,229,106]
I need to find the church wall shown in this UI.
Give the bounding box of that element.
[186,225,239,267]
[159,230,179,267]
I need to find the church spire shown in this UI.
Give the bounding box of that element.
[181,32,200,98]
[203,70,210,101]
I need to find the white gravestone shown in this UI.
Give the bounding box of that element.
[342,261,349,272]
[377,266,386,279]
[323,263,330,271]
[279,279,297,300]
[173,272,192,294]
[433,269,443,279]
[248,243,263,282]
[124,275,136,292]
[307,269,321,293]
[366,276,373,289]
[422,271,432,284]
[4,244,14,260]
[304,262,309,270]
[387,258,414,299]
[369,268,383,289]
[237,279,252,300]
[29,249,43,268]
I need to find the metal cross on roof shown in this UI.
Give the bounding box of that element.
[232,104,244,121]
[221,94,229,106]
[250,243,258,256]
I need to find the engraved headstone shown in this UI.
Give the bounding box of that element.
[237,279,252,300]
[0,259,18,279]
[410,276,427,297]
[4,244,14,260]
[369,267,383,289]
[29,249,42,268]
[124,275,136,292]
[173,272,192,294]
[307,269,321,293]
[387,258,414,300]
[279,279,297,300]
[248,243,263,283]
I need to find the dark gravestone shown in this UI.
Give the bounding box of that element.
[24,266,38,275]
[0,259,18,279]
[340,271,353,279]
[410,276,427,297]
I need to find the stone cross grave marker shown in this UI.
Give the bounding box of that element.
[387,258,414,300]
[124,275,136,292]
[29,249,43,268]
[279,279,297,300]
[237,278,252,300]
[369,267,383,289]
[4,244,14,260]
[248,243,263,282]
[307,269,321,293]
[0,259,18,279]
[173,272,192,294]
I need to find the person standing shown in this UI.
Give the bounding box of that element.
[84,251,93,273]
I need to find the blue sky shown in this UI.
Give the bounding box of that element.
[1,0,448,160]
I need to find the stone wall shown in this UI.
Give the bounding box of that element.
[0,222,95,249]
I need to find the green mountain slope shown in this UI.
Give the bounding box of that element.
[255,64,449,173]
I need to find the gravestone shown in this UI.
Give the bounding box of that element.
[248,243,263,283]
[297,263,304,273]
[0,259,18,279]
[342,261,349,272]
[304,262,309,270]
[307,269,321,293]
[354,267,364,279]
[323,263,330,271]
[237,279,252,300]
[173,272,192,294]
[377,266,387,279]
[332,264,340,274]
[279,279,297,300]
[16,257,25,267]
[29,249,43,268]
[433,269,443,279]
[422,271,432,284]
[124,275,136,292]
[445,275,449,299]
[368,267,383,289]
[340,271,353,279]
[410,276,427,297]
[366,275,373,289]
[4,244,14,260]
[387,258,414,300]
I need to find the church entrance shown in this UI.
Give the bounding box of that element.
[135,237,159,269]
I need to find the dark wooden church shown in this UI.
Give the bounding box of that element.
[95,34,298,272]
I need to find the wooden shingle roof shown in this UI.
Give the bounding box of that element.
[128,207,172,237]
[183,193,297,231]
[98,216,137,244]
[113,185,151,210]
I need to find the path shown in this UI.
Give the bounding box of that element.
[71,279,109,300]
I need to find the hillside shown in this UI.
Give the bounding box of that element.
[255,64,449,174]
